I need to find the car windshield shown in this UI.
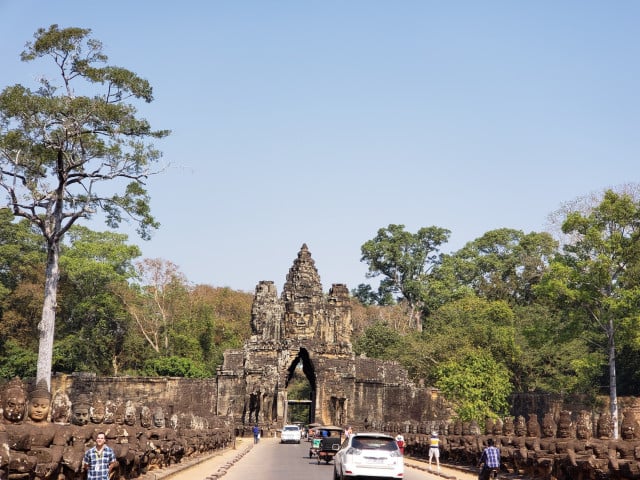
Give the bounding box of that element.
[352,437,398,451]
[284,426,299,431]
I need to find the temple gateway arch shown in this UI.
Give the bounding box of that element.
[215,245,443,430]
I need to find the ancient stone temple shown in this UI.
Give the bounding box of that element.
[216,244,441,429]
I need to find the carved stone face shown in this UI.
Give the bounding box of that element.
[542,414,557,438]
[597,413,613,439]
[3,387,27,423]
[527,415,541,437]
[124,404,137,426]
[153,407,165,428]
[90,400,106,424]
[503,417,514,436]
[28,396,51,423]
[140,406,152,428]
[103,400,116,424]
[557,412,574,439]
[515,416,527,436]
[73,405,90,426]
[576,413,592,440]
[492,419,503,436]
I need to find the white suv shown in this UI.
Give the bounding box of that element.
[334,433,404,480]
[281,424,302,444]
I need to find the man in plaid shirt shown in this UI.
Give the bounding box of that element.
[478,438,500,480]
[82,432,118,480]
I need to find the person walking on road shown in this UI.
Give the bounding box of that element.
[428,431,440,472]
[252,424,260,444]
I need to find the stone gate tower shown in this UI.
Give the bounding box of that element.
[216,244,441,430]
[216,244,356,427]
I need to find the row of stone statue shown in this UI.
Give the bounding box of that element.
[392,408,640,480]
[1,378,174,429]
[0,378,233,480]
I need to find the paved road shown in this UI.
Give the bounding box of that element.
[160,436,488,480]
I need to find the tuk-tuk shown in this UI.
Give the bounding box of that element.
[307,423,322,443]
[315,425,344,464]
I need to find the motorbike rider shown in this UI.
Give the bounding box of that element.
[478,438,501,480]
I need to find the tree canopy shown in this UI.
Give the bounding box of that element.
[0,25,169,390]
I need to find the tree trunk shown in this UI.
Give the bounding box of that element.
[608,318,619,439]
[36,241,60,392]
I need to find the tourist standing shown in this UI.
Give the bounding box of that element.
[252,424,260,444]
[82,432,117,480]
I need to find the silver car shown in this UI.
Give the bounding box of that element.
[334,432,404,480]
[280,424,302,444]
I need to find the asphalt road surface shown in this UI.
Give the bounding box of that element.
[163,436,486,480]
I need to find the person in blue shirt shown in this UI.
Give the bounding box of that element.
[82,432,117,480]
[478,438,500,480]
[252,424,260,444]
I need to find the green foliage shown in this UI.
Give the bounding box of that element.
[142,356,209,378]
[353,321,404,359]
[435,349,512,422]
[0,339,37,378]
[537,190,640,397]
[436,229,557,306]
[513,303,602,394]
[360,224,451,329]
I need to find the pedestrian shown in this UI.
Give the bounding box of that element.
[345,425,353,439]
[478,438,501,480]
[252,424,260,444]
[428,431,440,472]
[395,434,405,455]
[82,432,118,480]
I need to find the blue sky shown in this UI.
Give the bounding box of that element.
[2,1,638,293]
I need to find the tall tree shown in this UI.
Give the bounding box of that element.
[537,190,640,439]
[57,226,141,375]
[442,229,557,305]
[0,25,169,390]
[360,224,450,331]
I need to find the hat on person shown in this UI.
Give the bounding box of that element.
[431,431,438,436]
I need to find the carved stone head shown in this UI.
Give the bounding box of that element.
[124,401,137,427]
[597,411,613,439]
[90,398,106,424]
[140,405,152,428]
[51,391,71,424]
[492,418,503,436]
[515,416,527,436]
[557,410,575,439]
[72,393,91,426]
[503,417,514,435]
[27,379,51,424]
[2,377,27,423]
[621,409,639,440]
[527,414,541,437]
[542,413,557,438]
[153,406,166,428]
[576,410,592,440]
[485,417,495,435]
[104,400,117,424]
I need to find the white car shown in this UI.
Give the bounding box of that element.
[281,424,302,444]
[334,432,404,480]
